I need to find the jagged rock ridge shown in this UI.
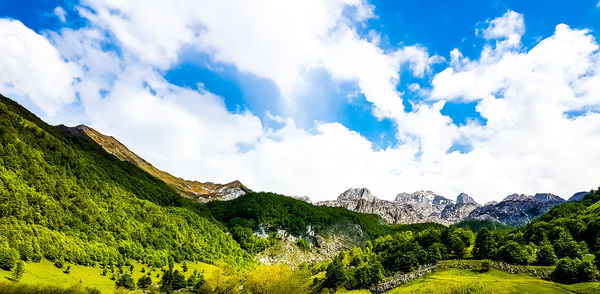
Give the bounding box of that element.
[58,124,250,202]
[467,193,566,226]
[317,188,480,225]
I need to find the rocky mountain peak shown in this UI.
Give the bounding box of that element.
[338,188,376,202]
[456,193,478,205]
[394,190,453,206]
[534,193,564,203]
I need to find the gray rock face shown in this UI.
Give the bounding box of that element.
[338,188,376,202]
[441,202,481,223]
[568,191,589,202]
[456,193,477,204]
[468,193,565,226]
[317,189,479,225]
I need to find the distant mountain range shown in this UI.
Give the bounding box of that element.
[318,188,587,226]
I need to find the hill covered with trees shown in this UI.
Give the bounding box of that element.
[0,94,253,270]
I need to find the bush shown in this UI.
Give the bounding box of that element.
[296,239,311,251]
[481,260,491,272]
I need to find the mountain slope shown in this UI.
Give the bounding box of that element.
[0,94,252,268]
[58,124,250,202]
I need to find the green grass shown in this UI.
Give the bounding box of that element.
[384,268,600,294]
[0,259,219,293]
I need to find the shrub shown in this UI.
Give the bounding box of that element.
[481,260,491,272]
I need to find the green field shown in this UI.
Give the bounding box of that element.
[0,259,219,293]
[384,268,600,294]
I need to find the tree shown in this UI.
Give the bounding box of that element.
[454,228,475,247]
[324,257,346,289]
[535,243,558,266]
[496,241,528,265]
[11,260,25,282]
[450,235,466,259]
[182,261,188,272]
[577,260,598,282]
[116,273,136,290]
[553,231,581,259]
[137,275,152,289]
[474,228,495,259]
[160,268,187,291]
[426,243,444,264]
[552,257,578,283]
[0,245,16,271]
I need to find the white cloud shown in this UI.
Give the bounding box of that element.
[479,10,525,49]
[54,6,67,23]
[0,19,79,117]
[2,7,600,204]
[77,0,436,122]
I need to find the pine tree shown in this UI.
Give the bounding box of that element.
[11,260,25,282]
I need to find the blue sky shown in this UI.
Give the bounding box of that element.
[1,0,600,202]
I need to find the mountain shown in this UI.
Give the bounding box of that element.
[456,192,477,204]
[0,94,253,268]
[568,191,589,202]
[58,124,250,202]
[394,190,456,218]
[317,188,480,225]
[440,199,481,223]
[467,193,565,226]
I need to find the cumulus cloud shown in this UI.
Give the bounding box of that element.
[54,6,67,22]
[77,0,436,121]
[0,19,79,117]
[479,10,525,49]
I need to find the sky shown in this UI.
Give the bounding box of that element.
[1,0,600,203]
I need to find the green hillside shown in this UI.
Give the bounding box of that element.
[0,94,252,269]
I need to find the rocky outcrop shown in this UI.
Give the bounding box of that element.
[317,188,441,224]
[394,190,455,218]
[58,124,250,202]
[467,193,565,226]
[440,202,481,223]
[317,189,480,225]
[457,193,477,204]
[255,223,367,266]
